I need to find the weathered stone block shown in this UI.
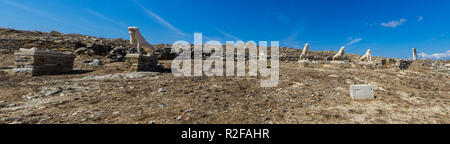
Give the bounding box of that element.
[349,85,374,100]
[358,62,376,69]
[124,54,158,72]
[14,48,74,76]
[331,61,350,68]
[298,60,324,67]
[0,49,10,54]
[312,61,328,65]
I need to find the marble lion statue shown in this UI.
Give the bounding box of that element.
[360,49,372,62]
[299,43,310,60]
[332,46,345,61]
[128,26,156,55]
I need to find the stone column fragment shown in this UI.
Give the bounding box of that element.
[412,48,417,60]
[124,53,158,72]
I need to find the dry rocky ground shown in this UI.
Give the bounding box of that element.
[0,28,449,124]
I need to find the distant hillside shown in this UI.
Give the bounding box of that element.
[0,27,384,62]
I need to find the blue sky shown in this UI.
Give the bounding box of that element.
[0,0,449,59]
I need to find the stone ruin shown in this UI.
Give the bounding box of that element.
[299,43,309,60]
[11,27,161,75]
[124,26,159,72]
[349,85,374,100]
[357,49,377,69]
[14,48,74,76]
[124,54,158,72]
[395,60,412,70]
[380,58,397,68]
[412,48,417,60]
[128,26,156,55]
[359,49,372,62]
[293,44,442,71]
[357,61,377,69]
[298,43,313,67]
[329,47,351,68]
[329,46,351,68]
[332,46,345,61]
[297,45,354,68]
[330,60,351,68]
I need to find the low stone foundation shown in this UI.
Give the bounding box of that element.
[298,60,326,68]
[330,61,351,68]
[357,62,377,69]
[124,54,158,72]
[14,48,74,76]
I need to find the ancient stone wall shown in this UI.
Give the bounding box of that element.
[124,54,158,72]
[14,48,74,76]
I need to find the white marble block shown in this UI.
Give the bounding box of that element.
[349,85,374,100]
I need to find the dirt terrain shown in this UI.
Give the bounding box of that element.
[0,28,449,124]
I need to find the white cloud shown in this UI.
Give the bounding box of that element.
[132,0,187,36]
[85,9,128,28]
[217,29,241,41]
[0,0,64,24]
[0,0,94,32]
[418,16,423,22]
[381,18,407,28]
[268,11,290,23]
[276,13,290,23]
[345,37,363,46]
[281,31,303,48]
[419,50,450,59]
